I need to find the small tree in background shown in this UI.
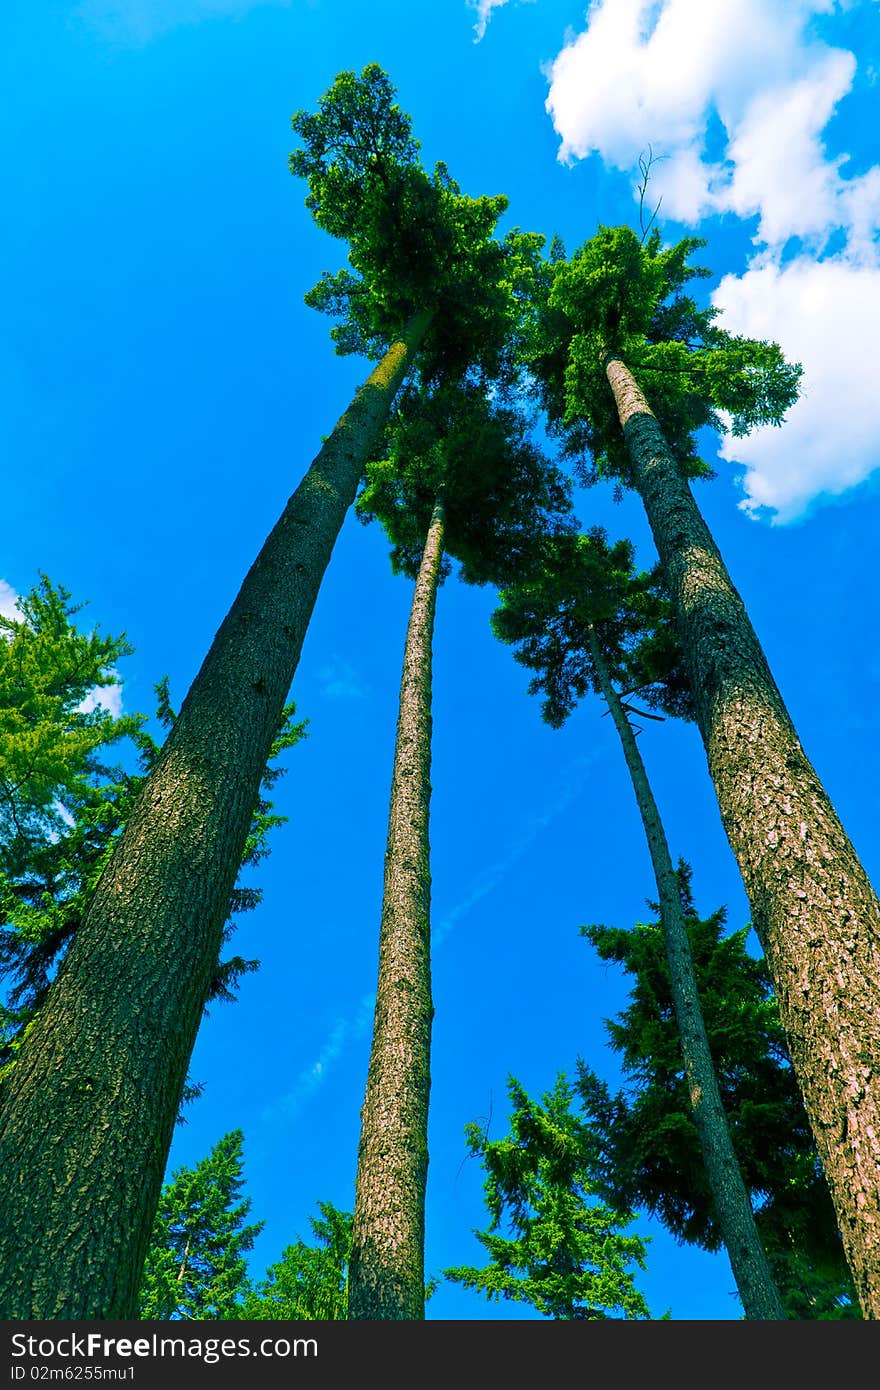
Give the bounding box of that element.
[139,1131,263,1320]
[240,1203,352,1321]
[0,584,304,1079]
[444,1076,652,1320]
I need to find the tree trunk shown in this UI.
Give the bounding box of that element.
[586,626,785,1319]
[605,355,880,1318]
[347,498,445,1320]
[0,310,433,1320]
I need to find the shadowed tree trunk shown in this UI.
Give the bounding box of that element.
[347,497,445,1320]
[605,355,880,1318]
[0,310,432,1320]
[586,625,785,1320]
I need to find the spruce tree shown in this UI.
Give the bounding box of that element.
[0,67,521,1318]
[347,383,571,1318]
[526,225,880,1314]
[493,529,784,1318]
[443,1075,652,1320]
[576,871,859,1319]
[240,1203,352,1321]
[139,1131,263,1320]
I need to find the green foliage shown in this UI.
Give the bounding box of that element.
[357,379,573,587]
[239,1203,352,1321]
[528,223,802,482]
[290,65,519,381]
[0,579,145,1068]
[443,1076,652,1320]
[139,1131,263,1319]
[576,865,859,1319]
[492,528,692,727]
[0,580,307,1073]
[0,576,142,855]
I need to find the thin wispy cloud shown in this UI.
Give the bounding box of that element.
[259,992,376,1127]
[75,0,292,45]
[260,753,597,1124]
[469,0,533,43]
[317,657,370,702]
[433,751,597,949]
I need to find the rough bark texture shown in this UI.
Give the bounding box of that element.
[587,628,785,1319]
[347,498,445,1320]
[606,356,880,1318]
[0,311,432,1320]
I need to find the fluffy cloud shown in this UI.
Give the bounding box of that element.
[0,580,19,623]
[76,684,125,720]
[713,256,880,522]
[545,0,880,521]
[545,0,858,245]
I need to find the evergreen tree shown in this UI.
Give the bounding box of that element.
[526,224,880,1314]
[0,595,303,1078]
[240,1203,352,1321]
[493,529,784,1318]
[576,872,859,1319]
[139,1131,263,1319]
[443,1076,652,1320]
[347,383,571,1319]
[0,66,522,1319]
[0,577,144,1068]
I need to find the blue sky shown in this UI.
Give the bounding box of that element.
[3,0,880,1320]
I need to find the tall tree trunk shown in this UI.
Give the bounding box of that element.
[605,355,880,1318]
[0,310,433,1320]
[586,626,785,1319]
[347,498,445,1320]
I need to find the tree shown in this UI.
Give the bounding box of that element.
[0,66,519,1319]
[1,651,301,1078]
[240,1203,352,1321]
[347,383,571,1318]
[139,1131,263,1320]
[528,224,880,1315]
[493,529,784,1317]
[0,577,144,1068]
[443,1075,652,1319]
[576,871,860,1319]
[0,576,142,843]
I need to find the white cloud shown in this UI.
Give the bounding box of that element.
[545,0,880,521]
[713,256,880,521]
[75,0,291,44]
[76,683,125,720]
[545,0,867,250]
[469,0,515,42]
[0,580,19,623]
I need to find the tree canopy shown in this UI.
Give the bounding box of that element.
[526,224,802,480]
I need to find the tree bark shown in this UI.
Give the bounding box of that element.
[0,310,432,1320]
[605,355,880,1318]
[347,498,445,1320]
[587,626,785,1319]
